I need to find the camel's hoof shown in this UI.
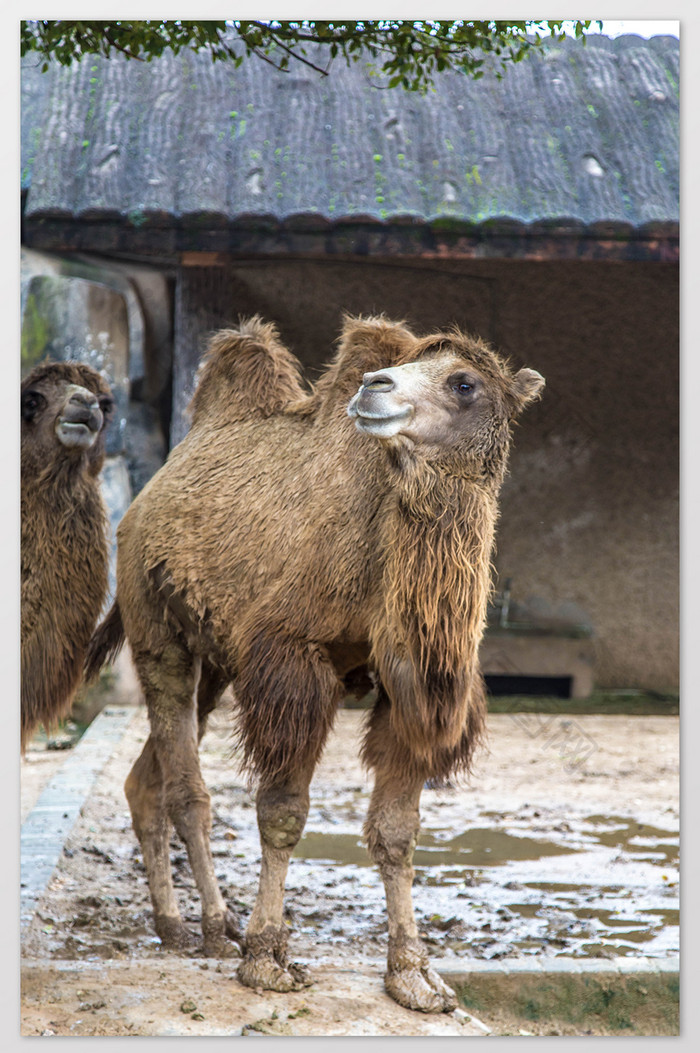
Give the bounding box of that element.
[385,965,458,1014]
[154,914,195,951]
[237,927,312,993]
[202,913,242,959]
[385,933,458,1014]
[237,953,311,992]
[288,961,313,987]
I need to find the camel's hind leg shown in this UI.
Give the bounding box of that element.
[362,696,458,1013]
[125,733,187,948]
[125,647,236,956]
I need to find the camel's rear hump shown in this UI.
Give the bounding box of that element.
[188,317,308,427]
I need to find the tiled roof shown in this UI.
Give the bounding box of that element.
[21,33,679,259]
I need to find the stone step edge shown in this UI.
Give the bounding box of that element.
[437,955,679,976]
[21,955,679,977]
[20,705,139,932]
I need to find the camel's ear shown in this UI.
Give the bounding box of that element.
[510,368,545,411]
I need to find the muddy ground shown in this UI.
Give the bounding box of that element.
[20,702,679,1037]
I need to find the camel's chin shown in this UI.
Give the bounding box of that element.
[352,414,412,439]
[56,421,99,450]
[347,397,413,439]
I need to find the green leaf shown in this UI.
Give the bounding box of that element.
[20,19,612,93]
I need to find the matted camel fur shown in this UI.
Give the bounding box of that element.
[86,315,544,1013]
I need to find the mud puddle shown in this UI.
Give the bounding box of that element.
[289,811,679,962]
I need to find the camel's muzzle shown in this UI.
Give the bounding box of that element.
[347,370,414,438]
[55,388,104,449]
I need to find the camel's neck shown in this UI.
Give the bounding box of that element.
[21,452,107,558]
[21,452,108,652]
[367,463,498,763]
[379,466,499,678]
[22,448,94,498]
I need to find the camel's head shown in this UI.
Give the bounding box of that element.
[21,362,114,474]
[347,329,544,469]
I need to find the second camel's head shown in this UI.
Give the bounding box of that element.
[347,328,544,470]
[21,361,114,477]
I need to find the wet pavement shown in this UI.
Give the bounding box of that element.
[21,706,679,969]
[290,812,678,963]
[20,704,679,1035]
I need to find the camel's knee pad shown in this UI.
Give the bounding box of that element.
[257,791,308,850]
[365,811,420,869]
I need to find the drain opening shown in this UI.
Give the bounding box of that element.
[485,675,573,698]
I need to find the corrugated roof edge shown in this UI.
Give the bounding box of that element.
[24,203,680,238]
[22,209,678,264]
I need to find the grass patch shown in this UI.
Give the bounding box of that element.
[344,690,678,715]
[487,691,678,717]
[451,971,679,1036]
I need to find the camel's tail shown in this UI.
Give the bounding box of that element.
[84,600,125,683]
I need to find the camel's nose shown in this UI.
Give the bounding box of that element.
[362,371,395,393]
[64,389,102,430]
[69,391,99,410]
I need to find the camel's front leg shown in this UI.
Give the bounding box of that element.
[365,771,458,1013]
[233,631,340,992]
[237,771,314,992]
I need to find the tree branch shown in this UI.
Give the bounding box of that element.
[250,28,332,77]
[102,28,146,62]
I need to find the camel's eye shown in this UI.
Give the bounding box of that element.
[449,374,476,399]
[21,389,46,422]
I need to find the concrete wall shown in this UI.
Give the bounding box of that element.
[200,257,678,691]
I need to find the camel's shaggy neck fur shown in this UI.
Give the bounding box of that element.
[21,464,109,743]
[372,467,497,771]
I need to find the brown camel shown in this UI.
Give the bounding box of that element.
[86,315,544,1013]
[21,361,114,750]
